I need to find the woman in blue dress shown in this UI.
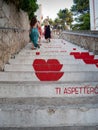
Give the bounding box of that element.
[30,17,40,49]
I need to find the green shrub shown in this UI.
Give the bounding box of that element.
[4,0,38,20]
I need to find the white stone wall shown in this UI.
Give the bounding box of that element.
[0,0,30,29]
[89,0,98,30]
[60,31,98,54]
[0,0,30,70]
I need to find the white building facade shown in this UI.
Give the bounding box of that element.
[89,0,98,30]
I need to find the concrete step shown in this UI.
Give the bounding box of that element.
[17,49,89,54]
[4,64,98,72]
[15,52,98,62]
[9,56,98,65]
[17,52,70,56]
[10,51,97,58]
[17,50,90,56]
[0,96,98,105]
[0,101,97,127]
[9,58,85,64]
[0,82,98,98]
[15,55,98,61]
[0,82,98,128]
[0,38,98,129]
[15,55,75,60]
[0,126,97,130]
[0,71,98,82]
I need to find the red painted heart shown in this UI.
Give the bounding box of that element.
[35,72,64,81]
[33,59,64,81]
[33,59,63,71]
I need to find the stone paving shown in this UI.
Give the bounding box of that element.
[0,38,98,129]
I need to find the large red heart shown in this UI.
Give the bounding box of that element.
[33,59,64,81]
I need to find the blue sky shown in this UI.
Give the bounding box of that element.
[37,0,74,20]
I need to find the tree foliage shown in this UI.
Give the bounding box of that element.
[4,0,38,20]
[57,8,73,29]
[72,13,90,30]
[71,0,90,30]
[57,9,73,25]
[71,0,89,14]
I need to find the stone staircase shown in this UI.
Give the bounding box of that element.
[0,38,98,130]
